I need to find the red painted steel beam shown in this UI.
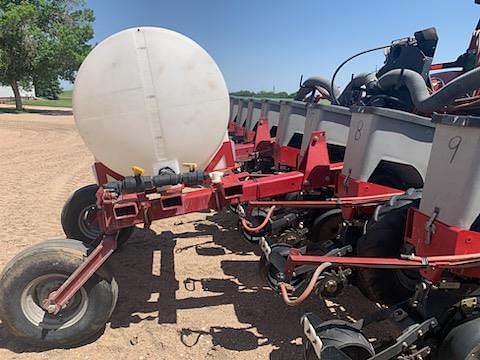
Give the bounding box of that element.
[287,252,480,270]
[45,234,117,314]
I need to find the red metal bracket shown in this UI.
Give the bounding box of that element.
[406,208,480,281]
[45,234,117,314]
[298,131,337,189]
[235,118,274,161]
[228,121,236,134]
[93,162,125,185]
[335,172,403,221]
[235,125,245,138]
[205,140,237,172]
[245,129,255,143]
[235,143,255,161]
[274,145,300,169]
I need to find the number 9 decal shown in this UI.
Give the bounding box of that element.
[448,136,462,164]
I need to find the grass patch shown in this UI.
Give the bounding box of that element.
[22,90,72,108]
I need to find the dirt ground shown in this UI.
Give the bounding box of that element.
[0,107,396,359]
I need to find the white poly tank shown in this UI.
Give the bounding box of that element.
[73,27,229,176]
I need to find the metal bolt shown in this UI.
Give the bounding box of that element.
[46,304,57,314]
[325,280,338,293]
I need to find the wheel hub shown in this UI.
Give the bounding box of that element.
[21,274,88,330]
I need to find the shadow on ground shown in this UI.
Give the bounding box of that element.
[0,211,385,358]
[106,211,384,358]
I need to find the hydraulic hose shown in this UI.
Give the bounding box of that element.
[277,251,480,307]
[277,252,480,307]
[240,206,276,233]
[404,252,480,264]
[279,262,332,306]
[377,66,480,113]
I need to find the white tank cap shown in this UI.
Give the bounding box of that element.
[73,27,229,176]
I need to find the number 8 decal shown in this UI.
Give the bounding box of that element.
[354,120,364,141]
[448,136,462,164]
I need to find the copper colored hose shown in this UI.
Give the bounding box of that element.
[279,262,332,306]
[241,206,276,233]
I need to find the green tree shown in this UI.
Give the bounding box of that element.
[34,77,62,99]
[229,90,296,99]
[0,0,94,110]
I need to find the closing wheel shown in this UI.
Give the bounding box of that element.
[61,184,134,247]
[239,208,272,243]
[259,243,305,291]
[303,317,375,360]
[0,240,118,347]
[309,209,343,244]
[437,317,480,360]
[356,200,420,305]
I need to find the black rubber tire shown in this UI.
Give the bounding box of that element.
[0,239,118,347]
[356,205,419,305]
[61,184,134,247]
[437,317,480,360]
[309,209,343,244]
[304,320,374,360]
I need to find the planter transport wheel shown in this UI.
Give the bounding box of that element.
[0,239,118,347]
[61,184,134,247]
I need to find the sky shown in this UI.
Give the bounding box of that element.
[75,0,480,93]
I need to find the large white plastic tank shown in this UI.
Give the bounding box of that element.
[73,27,229,176]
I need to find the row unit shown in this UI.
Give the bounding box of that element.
[229,97,480,233]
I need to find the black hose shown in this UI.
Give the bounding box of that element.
[330,44,391,105]
[104,171,207,194]
[294,76,339,101]
[377,67,480,113]
[336,72,377,105]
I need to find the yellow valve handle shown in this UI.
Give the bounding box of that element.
[182,162,198,172]
[132,166,145,176]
